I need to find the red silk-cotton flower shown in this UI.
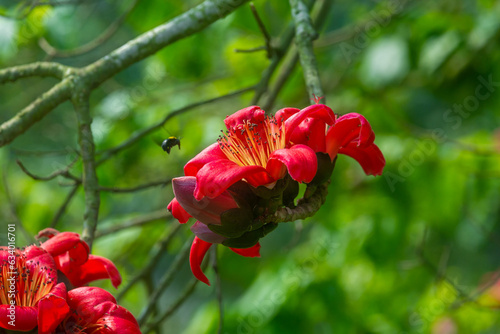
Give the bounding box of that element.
[54,286,141,334]
[37,228,122,289]
[168,103,384,285]
[185,105,334,200]
[0,246,70,333]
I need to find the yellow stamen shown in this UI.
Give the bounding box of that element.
[218,115,286,168]
[0,248,56,307]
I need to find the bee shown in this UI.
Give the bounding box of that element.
[161,136,181,154]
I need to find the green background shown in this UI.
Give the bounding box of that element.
[0,0,499,333]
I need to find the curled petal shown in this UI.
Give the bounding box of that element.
[173,176,238,225]
[289,117,327,152]
[275,107,300,124]
[224,106,264,130]
[230,242,261,257]
[339,143,385,176]
[267,145,318,183]
[36,227,60,239]
[38,283,70,334]
[99,303,141,334]
[194,159,272,200]
[190,237,213,285]
[168,198,192,224]
[40,231,90,266]
[336,113,374,147]
[67,287,117,323]
[285,104,336,142]
[191,221,227,244]
[184,143,228,177]
[58,254,122,288]
[326,113,375,159]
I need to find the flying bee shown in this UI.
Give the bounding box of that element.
[161,136,181,154]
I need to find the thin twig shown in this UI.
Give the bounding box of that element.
[96,85,255,163]
[2,171,36,244]
[137,236,193,325]
[50,184,80,228]
[95,209,170,238]
[116,223,182,301]
[99,179,172,193]
[143,277,200,333]
[234,46,267,53]
[0,62,67,84]
[249,3,272,58]
[212,247,224,334]
[16,156,79,181]
[38,0,141,59]
[250,20,297,106]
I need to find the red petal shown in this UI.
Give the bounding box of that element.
[172,176,238,225]
[194,159,272,200]
[167,198,192,224]
[0,305,37,331]
[230,242,261,257]
[37,283,70,334]
[190,237,212,285]
[339,143,386,176]
[184,142,228,177]
[67,287,117,323]
[336,113,374,147]
[275,107,300,124]
[224,106,264,130]
[285,104,335,142]
[289,117,327,152]
[267,145,318,183]
[23,246,58,282]
[99,303,141,333]
[36,227,60,239]
[58,254,122,288]
[326,113,375,160]
[40,231,90,266]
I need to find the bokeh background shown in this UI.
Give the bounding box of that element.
[1,0,499,333]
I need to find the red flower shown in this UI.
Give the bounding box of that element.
[185,105,334,200]
[54,286,141,333]
[170,176,261,285]
[168,105,334,285]
[168,104,384,285]
[37,228,121,289]
[0,246,70,333]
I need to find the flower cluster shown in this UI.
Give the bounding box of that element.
[168,103,385,285]
[0,228,140,334]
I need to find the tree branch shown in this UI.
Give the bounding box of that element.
[289,0,324,102]
[0,62,67,84]
[82,0,251,88]
[71,79,100,249]
[0,78,72,147]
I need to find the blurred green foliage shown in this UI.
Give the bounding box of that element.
[1,0,499,333]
